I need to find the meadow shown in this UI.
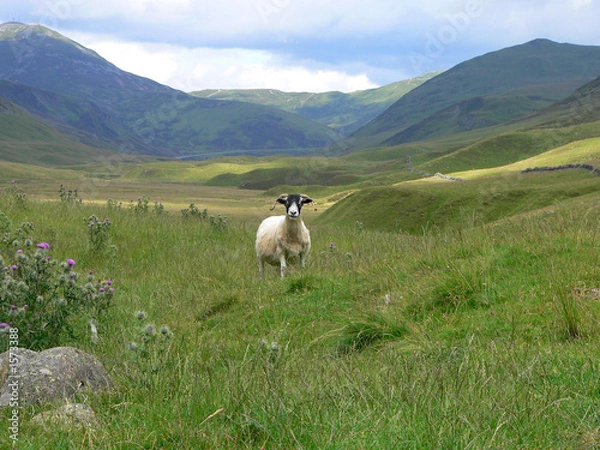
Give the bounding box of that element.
[2,169,600,449]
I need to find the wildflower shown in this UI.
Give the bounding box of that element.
[144,324,156,336]
[66,258,76,266]
[160,325,172,337]
[136,310,146,320]
[37,242,51,249]
[270,342,279,352]
[0,323,8,328]
[128,342,138,351]
[106,280,113,286]
[330,242,335,251]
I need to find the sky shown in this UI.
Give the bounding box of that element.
[1,0,599,93]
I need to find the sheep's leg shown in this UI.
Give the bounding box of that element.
[279,256,287,279]
[258,259,264,279]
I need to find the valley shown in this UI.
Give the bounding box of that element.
[2,21,600,449]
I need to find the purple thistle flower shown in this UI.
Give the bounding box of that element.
[37,242,51,249]
[106,280,113,286]
[0,323,8,328]
[11,305,17,310]
[11,265,18,270]
[66,258,76,266]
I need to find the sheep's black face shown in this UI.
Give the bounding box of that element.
[277,194,312,220]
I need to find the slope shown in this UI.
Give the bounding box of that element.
[0,22,338,158]
[190,72,440,135]
[351,39,600,150]
[0,96,118,166]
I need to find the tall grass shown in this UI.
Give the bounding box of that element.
[2,187,600,448]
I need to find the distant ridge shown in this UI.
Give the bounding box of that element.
[190,72,441,136]
[351,39,600,150]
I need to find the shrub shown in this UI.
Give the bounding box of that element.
[0,224,114,350]
[86,215,113,253]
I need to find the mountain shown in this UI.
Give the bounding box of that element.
[0,95,120,166]
[351,39,600,149]
[190,72,440,135]
[0,22,338,160]
[528,75,600,128]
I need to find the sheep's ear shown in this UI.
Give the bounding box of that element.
[300,194,317,211]
[270,194,288,210]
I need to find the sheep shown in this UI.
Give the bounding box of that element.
[255,193,316,279]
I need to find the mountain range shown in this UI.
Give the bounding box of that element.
[0,22,339,159]
[190,72,440,136]
[1,22,600,165]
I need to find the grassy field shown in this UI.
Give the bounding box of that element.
[2,169,600,448]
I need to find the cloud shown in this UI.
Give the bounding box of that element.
[2,0,600,92]
[68,33,378,92]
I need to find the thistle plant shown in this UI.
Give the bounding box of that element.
[153,201,167,216]
[209,214,228,231]
[3,184,26,208]
[130,196,150,214]
[85,215,114,253]
[181,203,208,219]
[106,198,122,210]
[0,222,114,350]
[59,184,82,204]
[127,310,174,389]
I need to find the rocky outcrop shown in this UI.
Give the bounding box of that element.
[0,346,114,408]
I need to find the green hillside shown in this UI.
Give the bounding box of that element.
[351,39,600,150]
[0,23,338,158]
[190,72,440,135]
[0,96,118,166]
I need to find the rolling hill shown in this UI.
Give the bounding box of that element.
[0,22,338,160]
[350,39,600,150]
[190,72,440,135]
[0,95,121,166]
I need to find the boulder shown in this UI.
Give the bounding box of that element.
[0,346,114,407]
[31,402,100,429]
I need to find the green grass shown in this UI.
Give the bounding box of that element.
[2,179,600,448]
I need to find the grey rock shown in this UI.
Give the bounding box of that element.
[0,346,113,407]
[31,402,100,429]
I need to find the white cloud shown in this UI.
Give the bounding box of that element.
[3,0,600,91]
[67,33,378,92]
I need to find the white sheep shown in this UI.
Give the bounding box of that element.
[255,193,315,279]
